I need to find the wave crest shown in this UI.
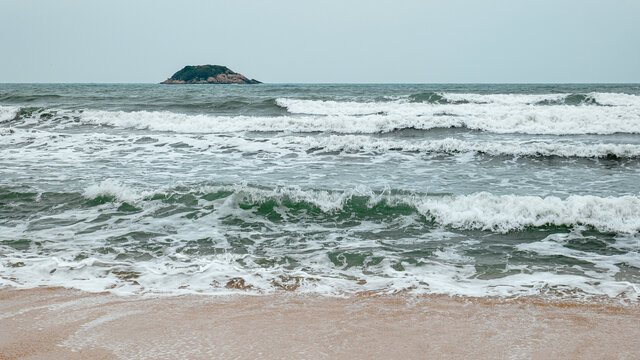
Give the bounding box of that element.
[0,105,19,122]
[406,92,640,106]
[83,179,145,204]
[68,106,640,135]
[150,184,640,234]
[74,182,640,234]
[288,135,640,158]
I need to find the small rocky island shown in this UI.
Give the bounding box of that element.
[161,65,261,84]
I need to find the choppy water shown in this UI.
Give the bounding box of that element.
[1,83,639,299]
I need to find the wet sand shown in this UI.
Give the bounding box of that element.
[0,287,638,359]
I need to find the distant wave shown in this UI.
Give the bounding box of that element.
[76,105,640,135]
[4,90,640,135]
[0,94,63,102]
[193,97,287,115]
[284,135,640,158]
[405,92,640,106]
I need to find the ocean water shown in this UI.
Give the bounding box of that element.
[1,83,639,300]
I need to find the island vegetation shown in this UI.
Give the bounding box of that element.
[161,65,261,84]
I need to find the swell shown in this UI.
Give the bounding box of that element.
[0,96,287,120]
[162,97,287,115]
[408,91,468,104]
[406,92,640,106]
[0,94,63,102]
[536,93,599,106]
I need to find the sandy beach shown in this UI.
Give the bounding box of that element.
[0,287,638,359]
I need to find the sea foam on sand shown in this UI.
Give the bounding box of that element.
[0,287,638,359]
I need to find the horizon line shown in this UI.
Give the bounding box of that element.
[1,82,640,85]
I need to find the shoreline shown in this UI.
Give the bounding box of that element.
[1,287,638,359]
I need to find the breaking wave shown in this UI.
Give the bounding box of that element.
[405,92,640,106]
[287,135,640,158]
[72,182,640,234]
[4,90,640,135]
[60,105,640,135]
[0,105,19,122]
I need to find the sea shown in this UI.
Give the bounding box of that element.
[1,83,639,301]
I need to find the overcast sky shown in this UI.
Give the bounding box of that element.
[1,0,639,83]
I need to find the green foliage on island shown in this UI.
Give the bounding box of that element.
[168,65,236,82]
[162,65,261,84]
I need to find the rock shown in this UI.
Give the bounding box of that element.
[161,65,261,84]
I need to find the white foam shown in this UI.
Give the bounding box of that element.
[0,105,19,122]
[516,233,640,272]
[279,92,640,111]
[433,248,473,263]
[3,124,639,164]
[82,179,144,203]
[415,192,640,233]
[438,93,570,105]
[72,105,640,135]
[590,92,640,106]
[198,183,368,213]
[276,98,398,115]
[436,92,640,106]
[283,135,640,158]
[0,92,631,136]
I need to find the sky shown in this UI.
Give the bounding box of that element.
[1,0,639,83]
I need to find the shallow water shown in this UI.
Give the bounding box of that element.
[2,288,638,359]
[1,83,639,299]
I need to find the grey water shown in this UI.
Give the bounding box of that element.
[1,83,639,299]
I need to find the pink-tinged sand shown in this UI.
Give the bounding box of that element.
[0,287,638,359]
